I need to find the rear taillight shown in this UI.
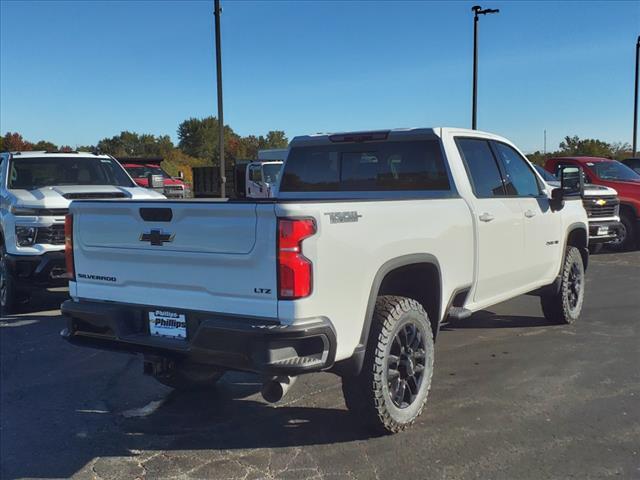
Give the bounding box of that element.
[64,214,75,280]
[277,218,316,299]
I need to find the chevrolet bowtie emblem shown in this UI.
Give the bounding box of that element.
[140,229,174,246]
[595,199,607,206]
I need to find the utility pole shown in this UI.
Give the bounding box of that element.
[544,129,547,155]
[471,5,499,130]
[633,35,639,156]
[214,0,226,197]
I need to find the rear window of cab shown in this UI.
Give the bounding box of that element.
[279,140,450,192]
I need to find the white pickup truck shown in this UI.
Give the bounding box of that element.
[61,128,588,433]
[0,151,164,314]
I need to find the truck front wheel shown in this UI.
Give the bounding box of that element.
[150,359,225,391]
[607,212,637,251]
[540,246,585,324]
[342,295,435,434]
[0,244,16,317]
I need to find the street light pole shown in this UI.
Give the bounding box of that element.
[214,0,226,198]
[471,5,499,130]
[633,35,639,156]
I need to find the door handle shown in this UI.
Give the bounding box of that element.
[524,210,536,218]
[479,212,495,222]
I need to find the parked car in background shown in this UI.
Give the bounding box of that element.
[545,157,640,251]
[534,165,621,253]
[120,159,190,198]
[62,128,588,433]
[0,151,165,315]
[622,158,640,174]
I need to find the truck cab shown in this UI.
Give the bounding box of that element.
[245,161,283,198]
[545,157,640,250]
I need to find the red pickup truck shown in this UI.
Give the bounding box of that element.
[545,157,640,250]
[121,161,189,199]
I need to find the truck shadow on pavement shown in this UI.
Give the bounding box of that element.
[117,382,374,451]
[442,310,557,330]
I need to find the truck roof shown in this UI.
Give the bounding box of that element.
[8,151,111,159]
[548,156,614,163]
[290,127,512,147]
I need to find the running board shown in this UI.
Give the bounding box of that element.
[447,307,473,321]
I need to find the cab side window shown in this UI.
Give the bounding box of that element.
[493,142,541,197]
[456,138,506,197]
[249,165,262,183]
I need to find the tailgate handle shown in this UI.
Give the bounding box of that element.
[140,208,173,222]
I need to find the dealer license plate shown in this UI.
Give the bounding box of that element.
[149,310,187,340]
[597,226,609,236]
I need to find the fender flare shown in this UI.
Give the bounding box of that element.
[331,253,441,377]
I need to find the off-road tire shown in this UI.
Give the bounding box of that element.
[0,244,16,317]
[607,212,636,252]
[152,360,225,391]
[540,246,585,324]
[342,295,435,434]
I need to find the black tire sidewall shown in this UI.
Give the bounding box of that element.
[380,312,434,424]
[0,244,16,316]
[342,296,435,433]
[560,247,585,323]
[609,213,636,251]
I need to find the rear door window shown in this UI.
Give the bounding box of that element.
[456,138,505,197]
[280,140,450,192]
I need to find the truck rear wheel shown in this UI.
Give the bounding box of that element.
[342,295,434,434]
[0,244,16,317]
[540,246,585,324]
[151,360,225,391]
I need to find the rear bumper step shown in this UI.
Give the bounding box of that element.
[60,300,336,375]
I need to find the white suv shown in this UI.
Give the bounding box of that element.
[0,150,165,314]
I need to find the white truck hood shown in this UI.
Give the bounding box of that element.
[582,184,618,197]
[11,185,165,209]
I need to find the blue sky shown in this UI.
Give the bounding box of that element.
[1,0,638,153]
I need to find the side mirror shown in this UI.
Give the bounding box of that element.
[560,165,584,197]
[550,187,564,211]
[550,166,584,211]
[146,173,164,189]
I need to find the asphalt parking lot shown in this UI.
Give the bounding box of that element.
[1,251,639,480]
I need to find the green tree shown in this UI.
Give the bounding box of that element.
[97,131,174,158]
[32,140,58,151]
[177,116,236,163]
[261,130,288,150]
[558,135,613,158]
[76,144,96,152]
[610,142,632,160]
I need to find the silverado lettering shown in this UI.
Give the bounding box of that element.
[77,273,117,282]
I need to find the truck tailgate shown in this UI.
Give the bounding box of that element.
[70,201,278,318]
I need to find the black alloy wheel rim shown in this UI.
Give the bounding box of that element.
[567,262,583,310]
[387,322,427,409]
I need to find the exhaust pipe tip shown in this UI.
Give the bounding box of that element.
[261,376,297,403]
